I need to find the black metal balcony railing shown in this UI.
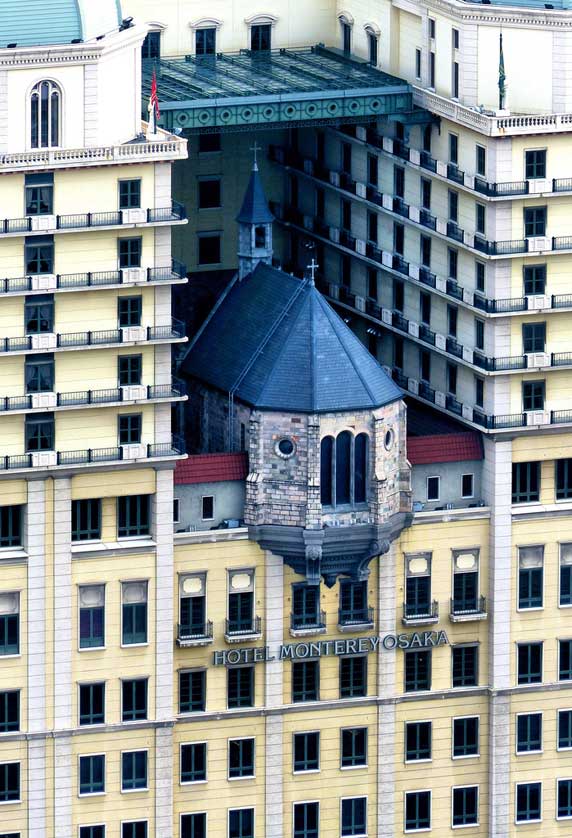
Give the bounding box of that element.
[446,221,464,242]
[419,209,436,230]
[419,324,435,345]
[419,381,435,402]
[393,139,410,161]
[450,596,487,617]
[392,311,409,332]
[403,600,439,621]
[553,177,572,193]
[553,235,572,251]
[418,267,436,288]
[290,611,327,631]
[0,320,185,354]
[225,616,262,637]
[0,382,183,413]
[366,298,382,319]
[178,621,213,642]
[393,196,409,217]
[0,436,185,471]
[447,163,465,185]
[446,337,464,358]
[392,254,409,275]
[0,202,186,236]
[446,279,463,301]
[338,606,374,627]
[490,413,527,429]
[445,394,463,416]
[339,285,356,307]
[489,239,528,256]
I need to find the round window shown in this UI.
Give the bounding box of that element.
[276,437,296,458]
[384,429,394,450]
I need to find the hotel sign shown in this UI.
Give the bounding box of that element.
[213,630,448,666]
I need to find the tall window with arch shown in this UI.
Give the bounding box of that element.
[320,431,369,507]
[31,80,61,149]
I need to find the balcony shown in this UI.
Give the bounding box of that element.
[449,596,487,623]
[0,383,184,415]
[0,436,185,474]
[338,606,374,632]
[177,620,214,647]
[447,163,465,185]
[393,196,409,218]
[290,611,327,637]
[446,221,464,243]
[0,202,186,238]
[419,209,436,231]
[224,615,262,643]
[402,600,439,626]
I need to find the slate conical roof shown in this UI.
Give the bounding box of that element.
[183,264,402,413]
[236,163,274,225]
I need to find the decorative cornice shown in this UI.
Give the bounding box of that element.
[419,0,572,28]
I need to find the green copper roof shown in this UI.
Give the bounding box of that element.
[0,0,122,48]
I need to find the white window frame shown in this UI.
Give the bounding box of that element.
[292,729,321,775]
[340,725,368,771]
[451,715,480,760]
[556,777,572,820]
[404,719,433,765]
[120,579,149,649]
[201,494,215,521]
[460,473,474,499]
[228,806,256,838]
[180,741,208,786]
[227,735,256,781]
[173,497,180,524]
[426,475,440,502]
[516,545,544,613]
[514,780,542,825]
[451,784,479,829]
[404,788,432,833]
[558,708,572,752]
[77,752,106,798]
[77,583,106,653]
[339,795,368,838]
[515,710,543,756]
[120,748,149,794]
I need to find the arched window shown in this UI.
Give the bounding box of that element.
[320,431,369,508]
[31,81,61,149]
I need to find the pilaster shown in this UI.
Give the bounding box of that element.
[377,543,397,838]
[27,479,46,733]
[155,727,174,838]
[265,550,284,838]
[154,469,175,720]
[53,477,72,729]
[28,738,47,838]
[53,736,73,838]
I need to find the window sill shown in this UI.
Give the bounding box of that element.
[120,642,149,649]
[293,769,320,775]
[0,799,21,805]
[71,538,156,558]
[516,749,542,756]
[452,823,479,830]
[78,645,105,653]
[340,764,368,771]
[78,792,105,798]
[405,758,432,765]
[452,753,480,760]
[0,549,27,563]
[180,780,207,786]
[228,774,256,782]
[121,787,149,794]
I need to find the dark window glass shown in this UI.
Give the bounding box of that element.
[122,584,148,645]
[118,238,142,268]
[341,727,367,767]
[80,827,105,838]
[559,710,572,749]
[72,499,101,542]
[292,584,320,629]
[339,656,367,698]
[354,433,367,504]
[420,290,431,323]
[228,738,255,778]
[227,666,254,709]
[79,755,104,795]
[405,572,430,618]
[421,178,431,210]
[448,248,458,279]
[25,236,54,275]
[251,24,271,51]
[452,646,478,687]
[141,31,160,59]
[558,779,572,819]
[293,802,319,838]
[449,193,459,222]
[0,763,19,802]
[516,782,541,823]
[452,787,478,827]
[341,798,366,837]
[421,236,431,268]
[394,280,404,312]
[512,462,540,503]
[229,808,254,838]
[122,824,147,838]
[405,650,431,691]
[449,134,458,164]
[121,751,147,791]
[405,721,431,761]
[180,591,205,635]
[453,717,479,757]
[79,586,104,649]
[181,813,206,838]
[335,431,351,505]
[560,639,572,681]
[25,353,54,393]
[415,48,421,79]
[0,691,19,732]
[118,296,142,327]
[556,460,572,500]
[427,476,439,501]
[394,336,403,369]
[405,790,431,831]
[198,179,221,209]
[119,180,141,209]
[517,643,543,684]
[420,350,431,383]
[524,206,546,238]
[179,670,206,713]
[367,154,378,187]
[475,378,484,408]
[25,413,54,452]
[517,713,542,753]
[25,174,53,215]
[202,496,214,520]
[476,262,485,292]
[448,305,458,337]
[476,204,485,235]
[118,495,149,538]
[122,678,148,722]
[228,590,253,633]
[368,32,378,65]
[522,322,546,353]
[30,81,60,149]
[429,52,435,87]
[293,731,319,772]
[476,145,486,177]
[196,28,216,55]
[523,264,546,295]
[292,660,319,702]
[339,579,368,625]
[561,548,572,605]
[518,548,543,608]
[198,233,221,265]
[198,134,221,153]
[79,683,104,726]
[394,222,404,255]
[525,150,546,179]
[522,381,545,412]
[180,742,206,783]
[24,294,53,333]
[118,354,142,386]
[0,507,22,548]
[119,414,142,445]
[342,22,351,54]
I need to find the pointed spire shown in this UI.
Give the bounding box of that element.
[236,145,274,224]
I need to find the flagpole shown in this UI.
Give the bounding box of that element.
[498,31,506,111]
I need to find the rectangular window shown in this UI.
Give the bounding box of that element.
[80,827,105,838]
[558,779,572,819]
[25,413,54,452]
[181,742,207,783]
[179,670,206,713]
[118,237,142,269]
[420,290,431,323]
[122,678,148,722]
[517,642,543,685]
[405,790,431,831]
[452,550,479,614]
[453,717,479,757]
[516,713,542,753]
[292,660,319,702]
[420,350,431,383]
[429,18,436,38]
[25,172,54,215]
[394,222,404,256]
[78,585,104,649]
[198,178,221,209]
[525,149,546,180]
[25,294,54,333]
[368,32,378,65]
[142,30,160,59]
[198,133,221,153]
[229,808,254,838]
[405,553,431,618]
[367,211,377,245]
[448,248,458,279]
[227,666,254,709]
[560,640,572,681]
[119,180,141,210]
[180,574,206,637]
[25,235,54,274]
[367,154,378,187]
[522,381,545,412]
[518,546,543,608]
[404,650,431,692]
[476,203,485,235]
[415,48,421,79]
[452,787,478,827]
[0,764,19,803]
[315,187,325,220]
[79,755,105,795]
[198,233,221,265]
[367,269,377,301]
[522,322,546,353]
[122,824,147,838]
[251,23,271,51]
[0,691,18,733]
[559,710,572,749]
[292,584,320,629]
[294,731,319,772]
[228,738,255,779]
[561,544,572,605]
[523,264,546,295]
[420,236,431,269]
[72,499,101,542]
[475,378,484,408]
[461,474,474,499]
[447,363,457,396]
[426,476,439,502]
[79,683,104,726]
[0,506,22,549]
[195,27,216,55]
[119,414,142,445]
[556,459,572,500]
[25,353,54,394]
[121,750,147,791]
[118,354,142,386]
[452,645,478,687]
[515,782,541,823]
[339,656,367,698]
[452,27,459,48]
[452,61,459,98]
[341,797,366,837]
[405,721,431,762]
[181,813,206,838]
[293,802,319,838]
[512,462,540,503]
[475,319,484,350]
[394,280,404,312]
[118,494,150,538]
[341,199,352,231]
[201,495,214,520]
[476,261,485,292]
[394,336,403,370]
[118,296,142,328]
[228,570,254,634]
[121,581,148,645]
[524,206,546,238]
[341,727,367,768]
[448,190,458,223]
[394,166,405,198]
[476,145,486,177]
[449,133,458,165]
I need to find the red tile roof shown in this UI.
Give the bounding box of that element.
[407,432,483,465]
[175,453,249,485]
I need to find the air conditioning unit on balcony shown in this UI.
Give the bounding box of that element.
[303,159,314,176]
[31,392,57,409]
[329,171,340,187]
[462,347,473,363]
[355,182,367,198]
[435,390,446,407]
[409,149,420,165]
[409,264,419,280]
[355,295,366,312]
[526,410,549,426]
[30,215,56,232]
[529,178,549,195]
[382,251,393,268]
[122,267,146,283]
[526,352,549,368]
[436,219,447,235]
[381,308,393,326]
[121,385,147,401]
[303,215,314,231]
[382,194,393,211]
[528,295,550,311]
[30,274,57,291]
[408,321,419,338]
[408,377,419,395]
[435,277,447,293]
[528,236,550,253]
[122,443,147,460]
[462,404,474,421]
[436,161,448,177]
[329,227,340,243]
[32,451,57,468]
[409,206,420,223]
[464,233,474,248]
[465,175,475,190]
[382,136,392,153]
[121,326,146,343]
[356,126,367,141]
[122,209,147,224]
[356,239,366,255]
[31,332,57,350]
[463,289,473,305]
[435,333,447,350]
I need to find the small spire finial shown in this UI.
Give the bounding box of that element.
[250,141,261,170]
[307,258,319,286]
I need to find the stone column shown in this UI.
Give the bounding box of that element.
[377,543,397,838]
[264,550,284,838]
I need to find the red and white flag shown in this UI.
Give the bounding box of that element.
[147,70,161,134]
